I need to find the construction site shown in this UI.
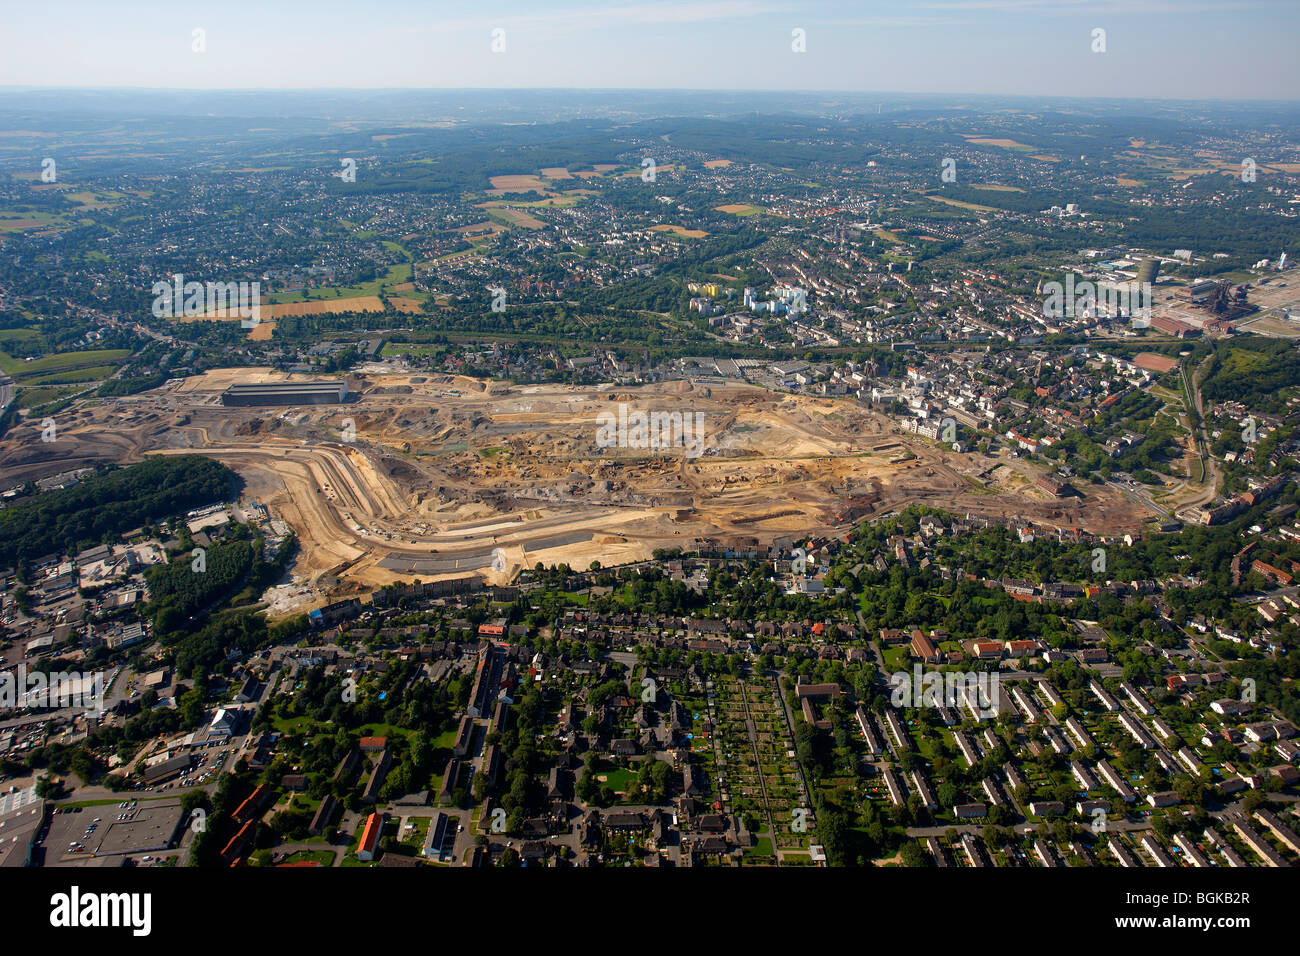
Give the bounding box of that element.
[0,369,1149,600]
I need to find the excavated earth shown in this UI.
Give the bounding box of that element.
[0,369,1150,594]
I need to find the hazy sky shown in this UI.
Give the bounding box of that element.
[2,0,1297,100]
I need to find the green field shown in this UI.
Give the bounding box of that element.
[400,815,431,847]
[0,210,65,233]
[21,365,121,386]
[266,262,412,304]
[1217,347,1271,376]
[881,645,910,672]
[16,385,85,408]
[0,348,132,378]
[280,850,334,867]
[594,767,638,796]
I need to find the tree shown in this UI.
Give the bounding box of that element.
[899,840,926,867]
[180,789,211,818]
[814,803,854,867]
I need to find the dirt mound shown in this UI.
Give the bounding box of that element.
[382,458,421,483]
[234,418,265,436]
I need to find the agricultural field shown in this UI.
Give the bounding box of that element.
[0,348,131,377]
[0,210,65,234]
[488,174,551,193]
[572,164,620,179]
[20,365,121,386]
[962,136,1035,151]
[650,224,709,238]
[923,194,999,213]
[0,328,40,345]
[481,206,545,229]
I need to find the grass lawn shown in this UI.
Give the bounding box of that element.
[345,820,368,854]
[356,723,414,740]
[881,646,910,671]
[282,794,322,815]
[401,815,431,847]
[272,715,320,735]
[281,849,334,866]
[595,767,639,796]
[275,714,419,739]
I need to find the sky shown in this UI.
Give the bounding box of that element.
[1,0,1297,101]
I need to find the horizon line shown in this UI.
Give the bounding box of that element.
[3,86,1299,107]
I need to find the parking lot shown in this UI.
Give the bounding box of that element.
[44,798,184,861]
